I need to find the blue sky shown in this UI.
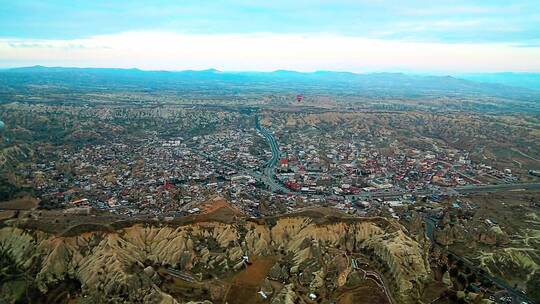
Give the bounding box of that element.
[0,0,539,72]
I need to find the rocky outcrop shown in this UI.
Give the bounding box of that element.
[434,223,467,246]
[478,225,509,246]
[435,222,509,247]
[0,216,431,303]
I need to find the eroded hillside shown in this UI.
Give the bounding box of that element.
[0,213,431,304]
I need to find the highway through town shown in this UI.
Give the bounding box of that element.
[255,116,280,169]
[254,115,538,303]
[255,115,540,199]
[196,116,540,202]
[255,116,292,193]
[367,182,540,199]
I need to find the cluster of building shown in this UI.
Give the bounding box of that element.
[25,132,272,217]
[269,123,517,198]
[17,115,524,220]
[193,128,268,170]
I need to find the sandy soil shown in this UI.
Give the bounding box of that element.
[224,256,277,304]
[0,196,39,210]
[201,197,243,216]
[334,280,390,304]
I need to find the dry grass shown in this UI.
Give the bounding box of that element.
[0,196,39,210]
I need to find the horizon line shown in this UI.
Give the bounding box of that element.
[2,65,540,76]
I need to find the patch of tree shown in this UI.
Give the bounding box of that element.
[0,176,32,201]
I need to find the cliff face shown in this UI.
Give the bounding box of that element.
[434,222,510,247]
[0,216,431,303]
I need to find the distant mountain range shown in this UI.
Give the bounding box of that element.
[457,72,540,90]
[1,66,539,102]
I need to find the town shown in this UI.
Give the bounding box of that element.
[19,110,535,223]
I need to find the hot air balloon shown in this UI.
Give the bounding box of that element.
[296,95,303,103]
[0,120,4,130]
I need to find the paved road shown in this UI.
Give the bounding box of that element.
[254,118,540,199]
[191,117,291,194]
[454,182,540,193]
[363,182,540,200]
[255,116,280,168]
[202,116,540,201]
[255,116,291,193]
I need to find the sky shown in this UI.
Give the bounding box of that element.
[0,0,539,72]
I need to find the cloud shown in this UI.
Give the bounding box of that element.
[514,43,540,48]
[0,0,538,46]
[0,31,539,72]
[8,42,54,48]
[6,40,110,50]
[402,5,507,16]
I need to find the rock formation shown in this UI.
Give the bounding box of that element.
[0,215,431,303]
